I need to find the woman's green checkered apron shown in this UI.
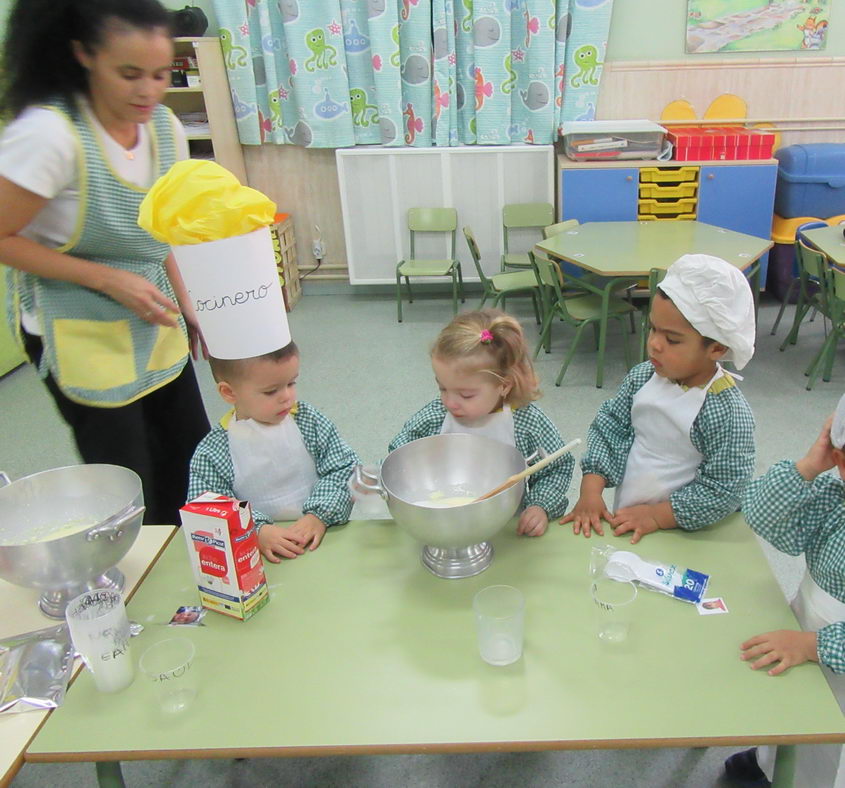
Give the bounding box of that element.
[6,99,188,406]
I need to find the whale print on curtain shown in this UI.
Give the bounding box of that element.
[212,0,613,147]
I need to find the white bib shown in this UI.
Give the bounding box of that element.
[439,406,516,447]
[614,366,725,511]
[227,415,318,522]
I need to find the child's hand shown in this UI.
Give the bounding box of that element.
[517,505,548,537]
[282,513,327,553]
[610,505,660,544]
[560,494,611,538]
[796,416,836,481]
[257,523,306,563]
[740,630,819,676]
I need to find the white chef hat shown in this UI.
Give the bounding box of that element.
[831,394,845,450]
[657,254,756,370]
[170,227,291,360]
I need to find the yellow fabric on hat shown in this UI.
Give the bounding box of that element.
[138,160,276,244]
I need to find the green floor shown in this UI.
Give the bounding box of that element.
[2,288,841,787]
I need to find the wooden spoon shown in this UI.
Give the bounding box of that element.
[472,438,582,503]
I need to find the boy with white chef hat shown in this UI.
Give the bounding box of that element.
[725,394,845,787]
[562,253,756,544]
[179,227,358,563]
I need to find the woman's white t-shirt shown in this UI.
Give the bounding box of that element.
[0,100,189,333]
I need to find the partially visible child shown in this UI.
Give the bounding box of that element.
[725,399,845,788]
[562,254,756,544]
[389,309,573,536]
[188,341,358,563]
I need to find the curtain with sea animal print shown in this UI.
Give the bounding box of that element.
[212,0,613,148]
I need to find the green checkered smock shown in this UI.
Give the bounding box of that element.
[581,361,756,530]
[744,460,845,673]
[388,399,574,519]
[188,401,359,528]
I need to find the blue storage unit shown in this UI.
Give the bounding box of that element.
[774,144,845,219]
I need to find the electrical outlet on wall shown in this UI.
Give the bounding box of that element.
[312,224,325,260]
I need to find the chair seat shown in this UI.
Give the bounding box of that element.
[565,293,637,322]
[490,270,537,292]
[502,252,532,268]
[398,259,456,276]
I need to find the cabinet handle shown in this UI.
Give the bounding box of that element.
[625,176,633,182]
[707,174,715,180]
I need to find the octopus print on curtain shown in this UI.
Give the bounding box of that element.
[212,0,613,148]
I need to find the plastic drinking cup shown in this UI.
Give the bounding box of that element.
[139,638,197,714]
[473,585,525,666]
[65,589,134,693]
[591,577,637,644]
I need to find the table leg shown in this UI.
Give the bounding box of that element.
[96,761,126,788]
[771,744,795,788]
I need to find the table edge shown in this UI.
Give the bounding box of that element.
[24,732,845,763]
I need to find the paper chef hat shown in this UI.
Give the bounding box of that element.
[831,394,845,450]
[139,161,290,359]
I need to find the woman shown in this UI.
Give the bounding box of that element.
[0,0,210,524]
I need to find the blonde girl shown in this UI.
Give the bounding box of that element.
[389,309,574,536]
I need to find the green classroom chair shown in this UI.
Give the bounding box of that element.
[780,238,831,352]
[531,251,636,388]
[501,202,555,271]
[771,221,827,336]
[804,253,841,390]
[396,207,465,323]
[463,226,542,322]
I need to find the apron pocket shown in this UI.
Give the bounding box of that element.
[53,318,136,390]
[146,324,188,372]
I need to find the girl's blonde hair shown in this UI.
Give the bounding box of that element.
[431,309,540,409]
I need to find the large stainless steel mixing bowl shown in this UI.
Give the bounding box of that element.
[0,464,145,618]
[363,434,526,578]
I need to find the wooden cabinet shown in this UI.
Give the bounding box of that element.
[558,157,777,284]
[163,37,247,184]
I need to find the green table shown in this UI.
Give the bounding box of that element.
[535,221,773,366]
[804,225,845,267]
[27,516,845,787]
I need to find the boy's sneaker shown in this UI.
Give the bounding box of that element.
[723,748,772,787]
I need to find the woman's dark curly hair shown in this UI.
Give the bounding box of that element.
[1,0,172,118]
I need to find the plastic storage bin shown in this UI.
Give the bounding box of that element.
[561,120,666,161]
[640,166,698,183]
[774,144,845,219]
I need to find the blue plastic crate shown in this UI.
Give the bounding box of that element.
[774,144,845,219]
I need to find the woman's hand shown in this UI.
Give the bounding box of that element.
[98,267,179,327]
[181,302,209,360]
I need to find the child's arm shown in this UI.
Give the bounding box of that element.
[296,403,361,528]
[513,405,574,536]
[665,388,755,531]
[187,429,274,529]
[744,417,838,555]
[563,364,647,537]
[388,400,445,452]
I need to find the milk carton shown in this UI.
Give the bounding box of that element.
[180,493,269,621]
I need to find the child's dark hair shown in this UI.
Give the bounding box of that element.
[655,288,716,348]
[431,309,539,408]
[1,0,172,118]
[209,341,299,384]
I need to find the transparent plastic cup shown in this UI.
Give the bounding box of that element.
[591,577,637,644]
[473,585,525,666]
[65,589,134,693]
[139,638,197,714]
[348,464,389,518]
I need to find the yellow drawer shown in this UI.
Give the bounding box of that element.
[638,197,697,215]
[639,166,699,184]
[638,212,697,221]
[639,182,698,199]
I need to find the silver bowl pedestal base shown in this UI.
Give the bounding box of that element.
[421,542,494,579]
[38,566,126,619]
